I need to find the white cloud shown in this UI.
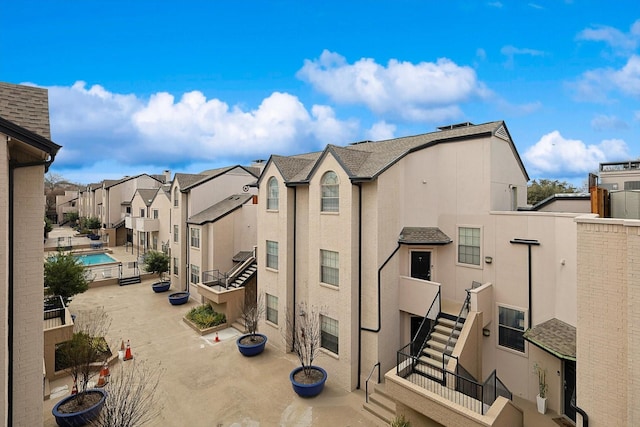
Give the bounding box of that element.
[590,114,629,131]
[296,50,488,123]
[577,19,640,55]
[500,45,545,68]
[487,2,503,8]
[366,121,396,141]
[45,82,357,176]
[634,111,640,121]
[572,55,640,101]
[528,3,544,10]
[524,130,629,176]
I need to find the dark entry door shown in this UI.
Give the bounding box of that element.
[411,251,431,281]
[564,360,576,422]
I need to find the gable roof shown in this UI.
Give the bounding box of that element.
[173,173,210,190]
[181,165,260,192]
[103,173,163,189]
[187,194,253,225]
[0,82,60,162]
[134,189,158,206]
[261,121,528,186]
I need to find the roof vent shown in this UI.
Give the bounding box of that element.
[437,122,475,131]
[350,140,373,145]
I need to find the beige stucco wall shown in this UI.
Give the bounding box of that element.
[576,218,640,427]
[0,136,7,424]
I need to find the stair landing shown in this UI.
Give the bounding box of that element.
[441,299,463,317]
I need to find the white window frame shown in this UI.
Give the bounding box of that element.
[190,228,200,249]
[266,240,278,270]
[267,177,279,210]
[266,293,278,325]
[153,209,159,219]
[457,226,482,267]
[190,264,200,284]
[320,249,339,286]
[321,171,339,212]
[173,187,179,207]
[173,225,179,243]
[173,257,179,275]
[497,304,527,354]
[320,314,339,355]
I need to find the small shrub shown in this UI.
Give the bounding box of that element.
[390,414,411,427]
[186,305,226,329]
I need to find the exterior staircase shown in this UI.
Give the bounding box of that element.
[415,314,463,380]
[228,262,257,288]
[118,275,141,286]
[363,383,396,426]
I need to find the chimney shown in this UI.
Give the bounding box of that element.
[164,170,171,183]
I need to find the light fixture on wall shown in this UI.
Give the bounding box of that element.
[484,256,493,264]
[483,328,491,337]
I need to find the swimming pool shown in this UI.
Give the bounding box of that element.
[74,253,117,266]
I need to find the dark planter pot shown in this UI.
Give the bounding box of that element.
[168,292,190,305]
[52,388,107,427]
[151,281,171,293]
[289,366,327,397]
[236,333,267,356]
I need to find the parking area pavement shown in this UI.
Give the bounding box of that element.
[43,278,384,427]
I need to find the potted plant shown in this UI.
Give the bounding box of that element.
[236,295,267,356]
[142,250,171,293]
[168,292,190,305]
[52,308,112,426]
[533,362,548,414]
[285,303,327,397]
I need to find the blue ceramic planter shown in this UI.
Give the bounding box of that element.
[52,388,107,427]
[290,366,327,397]
[236,333,267,356]
[151,281,171,293]
[168,292,190,305]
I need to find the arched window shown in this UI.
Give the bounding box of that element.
[173,187,179,207]
[321,171,339,212]
[267,177,279,210]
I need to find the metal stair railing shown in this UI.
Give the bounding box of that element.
[412,288,441,359]
[443,290,471,357]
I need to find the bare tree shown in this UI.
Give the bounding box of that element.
[240,293,265,342]
[92,361,164,427]
[285,303,322,378]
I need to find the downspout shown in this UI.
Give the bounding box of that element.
[8,156,55,427]
[356,183,362,389]
[291,186,297,352]
[185,224,190,292]
[361,243,400,333]
[509,238,539,328]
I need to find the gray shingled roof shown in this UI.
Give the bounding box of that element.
[0,82,51,139]
[523,318,576,361]
[398,227,452,245]
[174,173,210,190]
[136,189,158,206]
[187,194,253,225]
[183,165,260,191]
[265,121,526,185]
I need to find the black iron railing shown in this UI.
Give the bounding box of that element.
[44,295,66,328]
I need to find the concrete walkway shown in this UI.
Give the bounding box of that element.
[43,277,383,427]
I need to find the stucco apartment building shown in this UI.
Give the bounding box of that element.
[257,121,589,425]
[0,82,61,426]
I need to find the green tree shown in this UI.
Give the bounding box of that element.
[527,179,578,205]
[44,252,90,305]
[44,217,53,237]
[142,250,170,280]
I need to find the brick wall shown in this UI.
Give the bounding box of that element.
[576,218,640,427]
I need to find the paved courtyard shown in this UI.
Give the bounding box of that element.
[43,276,383,427]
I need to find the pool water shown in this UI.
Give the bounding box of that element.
[74,253,117,266]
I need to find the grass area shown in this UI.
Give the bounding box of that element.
[186,304,226,329]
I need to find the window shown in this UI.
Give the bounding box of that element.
[267,177,279,210]
[510,186,518,211]
[321,171,339,212]
[266,241,278,270]
[173,257,179,275]
[320,315,339,354]
[320,250,339,286]
[498,305,526,352]
[190,228,200,248]
[126,206,131,214]
[173,225,179,243]
[190,264,200,284]
[458,227,481,265]
[152,235,158,250]
[140,208,145,218]
[153,209,159,219]
[266,293,278,324]
[173,187,179,207]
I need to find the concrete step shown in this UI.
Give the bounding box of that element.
[419,355,444,370]
[430,331,450,343]
[427,339,446,351]
[438,317,463,329]
[363,384,395,426]
[435,324,460,336]
[422,347,445,361]
[414,362,444,381]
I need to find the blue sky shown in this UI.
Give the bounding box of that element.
[2,1,639,186]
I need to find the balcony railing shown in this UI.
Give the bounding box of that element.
[44,296,66,329]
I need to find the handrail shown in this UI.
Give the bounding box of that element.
[225,255,256,285]
[412,288,441,360]
[365,362,380,403]
[443,290,471,356]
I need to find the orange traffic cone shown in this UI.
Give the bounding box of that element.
[96,365,107,387]
[71,380,78,395]
[124,339,133,361]
[102,361,110,378]
[215,332,220,343]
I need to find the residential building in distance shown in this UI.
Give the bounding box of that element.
[257,121,589,426]
[0,82,61,426]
